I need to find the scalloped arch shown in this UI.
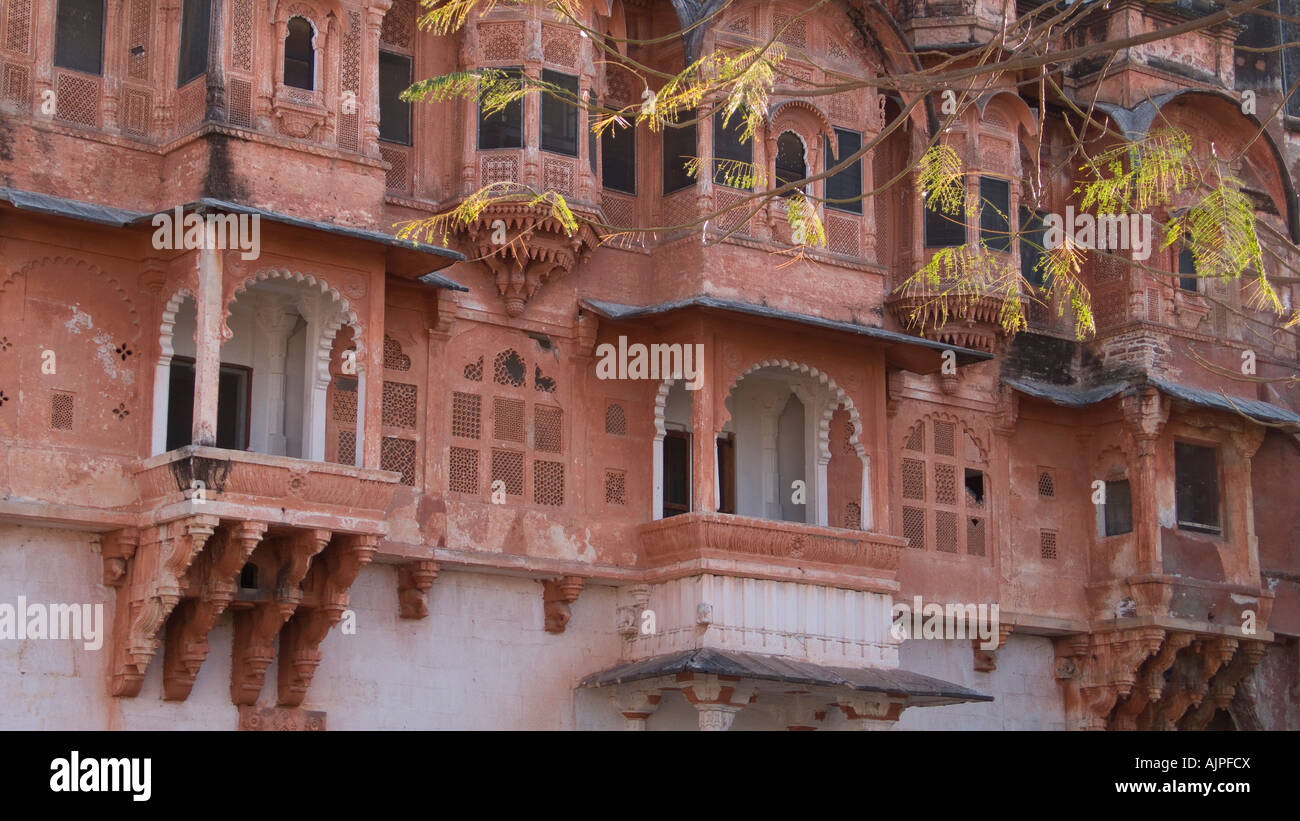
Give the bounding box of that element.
[1,256,142,337]
[723,358,868,464]
[227,268,364,357]
[903,409,989,464]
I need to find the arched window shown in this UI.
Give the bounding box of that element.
[774,131,807,197]
[284,16,315,90]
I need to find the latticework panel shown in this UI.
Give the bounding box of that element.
[601,193,638,232]
[604,403,626,436]
[1037,470,1055,497]
[382,381,417,429]
[481,154,520,188]
[122,88,150,136]
[50,392,74,430]
[967,517,986,557]
[332,386,357,423]
[452,392,481,439]
[231,0,254,71]
[1,63,30,109]
[4,0,32,55]
[901,458,925,501]
[534,405,562,453]
[713,188,751,235]
[493,396,525,442]
[381,436,417,486]
[933,420,954,456]
[449,446,479,494]
[827,213,861,257]
[541,24,579,67]
[228,77,253,129]
[902,506,925,549]
[56,72,99,127]
[381,144,412,193]
[1040,530,1057,560]
[493,349,525,386]
[543,156,575,199]
[844,501,861,529]
[533,460,564,506]
[127,0,150,79]
[935,510,958,553]
[464,356,483,382]
[383,336,411,371]
[904,423,923,451]
[605,470,626,505]
[381,0,416,48]
[336,430,356,466]
[662,190,697,229]
[934,463,957,505]
[479,22,525,62]
[175,76,205,131]
[491,448,524,496]
[773,14,808,47]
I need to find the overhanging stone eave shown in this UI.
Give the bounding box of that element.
[579,295,993,373]
[578,647,993,708]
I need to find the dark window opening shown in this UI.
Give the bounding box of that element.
[166,358,251,451]
[379,51,413,145]
[663,431,691,516]
[1178,246,1199,292]
[588,115,599,174]
[717,434,736,514]
[1175,442,1221,533]
[1020,206,1049,287]
[478,67,523,150]
[662,111,698,195]
[924,191,967,247]
[979,177,1012,252]
[601,122,636,193]
[177,0,211,87]
[712,109,752,189]
[284,16,315,91]
[1103,479,1133,536]
[774,131,807,197]
[55,0,106,75]
[239,563,258,590]
[964,469,985,506]
[825,128,863,214]
[540,69,579,156]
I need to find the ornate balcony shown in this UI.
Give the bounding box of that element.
[886,288,1024,354]
[134,446,400,532]
[637,512,904,589]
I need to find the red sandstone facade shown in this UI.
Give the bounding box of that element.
[0,0,1296,730]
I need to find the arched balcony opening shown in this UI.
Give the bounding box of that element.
[653,380,694,520]
[284,16,316,91]
[774,130,808,198]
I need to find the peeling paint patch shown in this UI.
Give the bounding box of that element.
[64,306,93,334]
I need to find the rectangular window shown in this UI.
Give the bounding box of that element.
[601,123,636,193]
[924,193,966,248]
[379,51,413,145]
[478,67,523,150]
[662,112,698,195]
[540,69,579,156]
[663,430,691,516]
[1020,206,1049,287]
[1103,479,1133,536]
[1283,0,1300,119]
[712,109,752,189]
[824,128,863,214]
[166,358,250,451]
[1178,246,1199,292]
[177,0,211,87]
[979,176,1011,252]
[1175,442,1221,533]
[55,0,106,76]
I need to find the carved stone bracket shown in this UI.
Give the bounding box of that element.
[972,624,1015,672]
[109,515,219,697]
[101,527,141,587]
[398,559,440,620]
[1181,640,1265,731]
[230,528,331,706]
[162,520,269,701]
[1055,627,1165,730]
[278,534,379,707]
[543,576,586,633]
[610,689,662,731]
[457,203,599,318]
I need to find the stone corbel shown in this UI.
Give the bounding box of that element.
[230,528,331,705]
[680,675,757,731]
[615,583,651,637]
[834,693,907,730]
[611,689,662,731]
[1111,631,1193,730]
[971,623,1015,672]
[278,534,379,707]
[1058,627,1165,730]
[543,576,585,633]
[1182,640,1266,730]
[398,559,440,619]
[109,515,219,697]
[162,520,268,701]
[101,527,141,587]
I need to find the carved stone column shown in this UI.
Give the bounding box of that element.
[681,675,754,731]
[1121,387,1170,577]
[252,296,298,455]
[193,246,225,446]
[690,329,717,513]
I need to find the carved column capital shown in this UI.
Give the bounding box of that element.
[398,559,440,619]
